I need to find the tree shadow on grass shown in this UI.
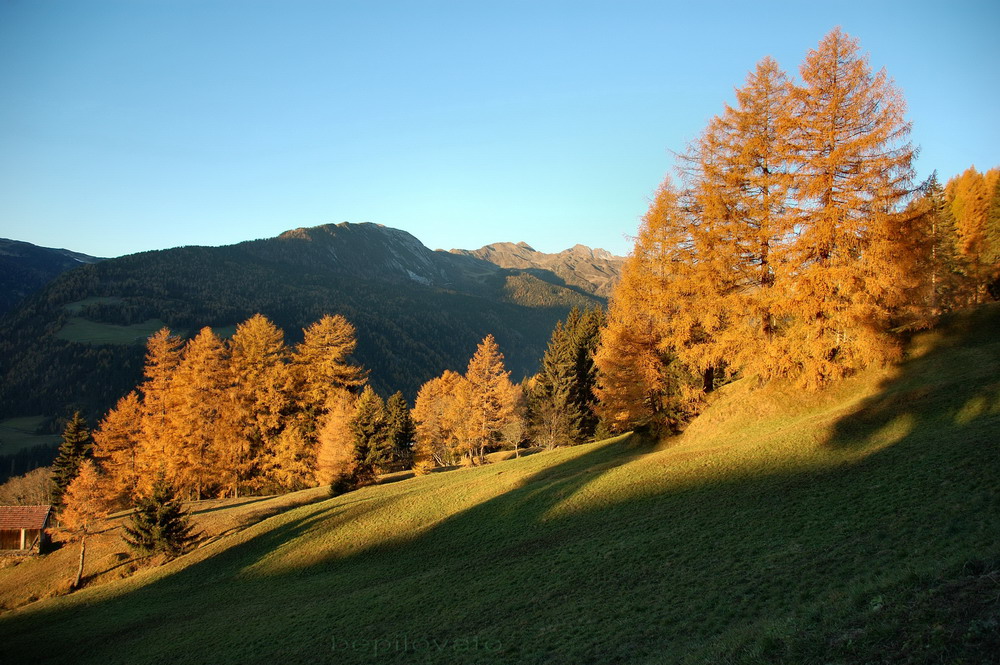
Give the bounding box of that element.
[2,308,998,665]
[825,304,1000,454]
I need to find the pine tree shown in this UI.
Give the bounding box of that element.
[351,385,389,472]
[50,411,93,508]
[567,308,604,439]
[529,319,581,448]
[909,172,963,317]
[122,472,196,558]
[384,391,416,468]
[784,27,917,385]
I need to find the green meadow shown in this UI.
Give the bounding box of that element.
[1,305,997,664]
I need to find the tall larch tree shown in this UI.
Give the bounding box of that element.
[463,335,516,463]
[170,327,229,500]
[228,314,291,493]
[138,328,183,472]
[594,180,703,433]
[291,314,365,415]
[59,460,114,589]
[947,167,998,303]
[91,391,145,506]
[412,370,465,470]
[784,27,917,385]
[315,389,361,490]
[683,56,797,380]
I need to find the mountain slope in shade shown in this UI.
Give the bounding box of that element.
[0,239,104,318]
[451,241,624,297]
[0,223,613,439]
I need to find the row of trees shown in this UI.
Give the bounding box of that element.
[412,335,521,469]
[73,313,367,507]
[593,28,998,433]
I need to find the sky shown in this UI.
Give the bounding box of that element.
[1,0,997,259]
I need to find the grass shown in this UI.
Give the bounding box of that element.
[61,297,126,315]
[1,305,998,664]
[0,416,60,456]
[55,317,171,346]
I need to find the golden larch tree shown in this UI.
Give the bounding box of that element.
[291,314,365,414]
[412,369,466,471]
[462,335,516,464]
[315,388,359,487]
[169,327,229,499]
[783,27,917,385]
[91,390,145,506]
[227,314,291,493]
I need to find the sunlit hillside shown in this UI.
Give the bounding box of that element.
[1,305,997,664]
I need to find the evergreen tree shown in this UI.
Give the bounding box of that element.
[122,472,196,558]
[909,173,963,317]
[50,411,93,508]
[529,319,581,448]
[568,308,604,438]
[351,385,389,471]
[384,391,416,468]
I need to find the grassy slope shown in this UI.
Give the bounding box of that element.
[1,306,998,664]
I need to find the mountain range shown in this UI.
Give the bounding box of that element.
[0,223,623,465]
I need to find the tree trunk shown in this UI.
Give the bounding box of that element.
[703,366,715,393]
[73,533,87,590]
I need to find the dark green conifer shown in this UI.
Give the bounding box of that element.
[50,411,93,508]
[122,472,196,558]
[385,391,416,468]
[351,385,389,470]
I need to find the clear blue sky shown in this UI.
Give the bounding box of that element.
[1,0,997,258]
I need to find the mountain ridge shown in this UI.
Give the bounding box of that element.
[0,222,619,465]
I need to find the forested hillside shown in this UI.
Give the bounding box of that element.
[0,239,103,318]
[0,223,613,446]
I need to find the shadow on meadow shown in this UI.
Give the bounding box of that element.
[1,307,998,665]
[825,303,1000,456]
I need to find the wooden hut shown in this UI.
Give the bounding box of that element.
[0,505,52,554]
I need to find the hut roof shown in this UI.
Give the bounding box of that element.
[0,505,52,530]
